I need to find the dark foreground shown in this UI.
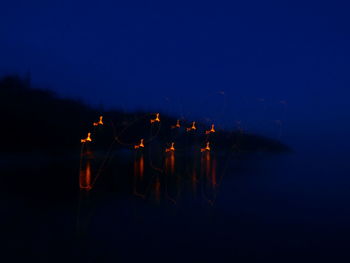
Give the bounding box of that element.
[1,146,350,263]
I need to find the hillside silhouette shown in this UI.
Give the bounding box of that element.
[0,75,290,155]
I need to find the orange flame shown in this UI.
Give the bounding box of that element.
[81,132,92,143]
[165,142,175,152]
[134,139,145,149]
[186,121,196,132]
[205,124,215,134]
[201,142,211,152]
[93,116,104,126]
[171,120,181,129]
[150,113,160,123]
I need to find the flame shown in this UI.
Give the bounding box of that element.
[192,169,197,195]
[201,142,211,152]
[165,142,175,152]
[171,120,181,129]
[134,139,144,149]
[205,124,215,135]
[81,132,92,143]
[150,113,160,123]
[93,116,104,126]
[186,121,196,132]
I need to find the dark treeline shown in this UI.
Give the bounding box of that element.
[0,75,290,155]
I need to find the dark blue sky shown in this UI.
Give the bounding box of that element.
[1,0,349,144]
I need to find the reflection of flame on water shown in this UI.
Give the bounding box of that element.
[133,154,145,198]
[150,113,160,124]
[81,132,92,143]
[164,152,177,204]
[134,154,144,178]
[134,139,144,149]
[80,159,92,190]
[211,158,217,188]
[201,151,211,179]
[201,151,217,190]
[165,151,175,175]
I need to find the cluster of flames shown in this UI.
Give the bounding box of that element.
[81,113,215,152]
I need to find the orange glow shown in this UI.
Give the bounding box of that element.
[201,151,211,186]
[134,155,144,178]
[201,142,211,152]
[206,152,210,178]
[205,124,216,134]
[165,142,175,152]
[133,154,145,198]
[186,121,197,132]
[211,158,217,187]
[93,116,104,126]
[171,120,181,129]
[150,113,160,123]
[139,155,144,176]
[170,153,175,174]
[80,160,92,190]
[165,151,175,174]
[81,132,92,143]
[134,139,144,149]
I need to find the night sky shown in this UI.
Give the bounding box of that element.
[1,0,349,146]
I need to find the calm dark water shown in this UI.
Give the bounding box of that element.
[1,142,350,262]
